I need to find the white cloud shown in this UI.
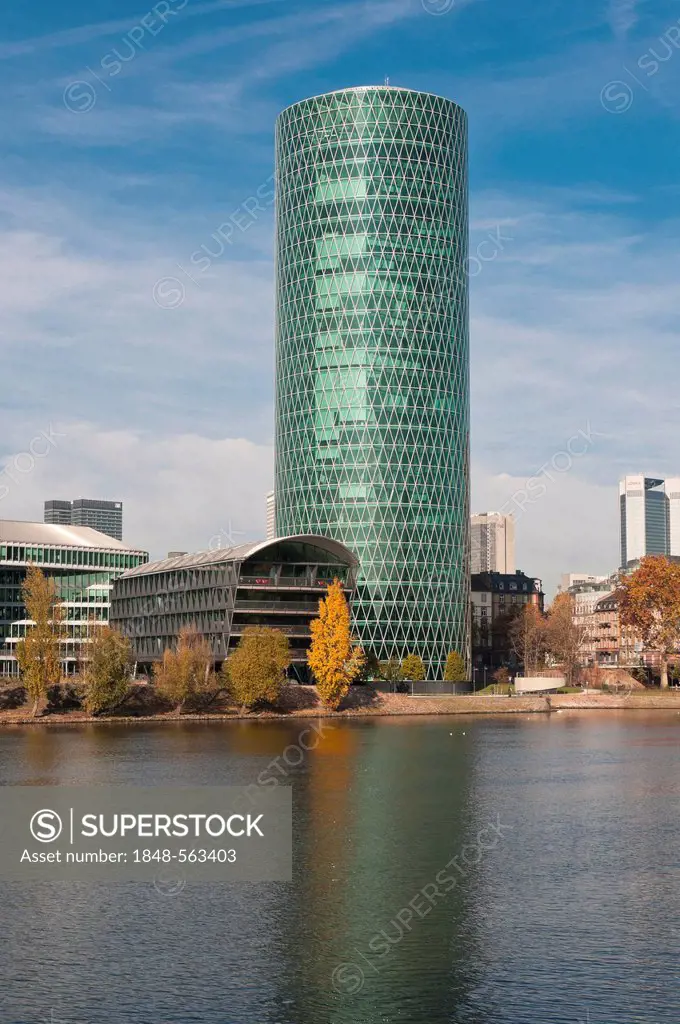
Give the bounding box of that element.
[0,0,283,60]
[0,145,678,602]
[5,0,419,148]
[0,422,273,560]
[608,0,639,39]
[472,463,616,598]
[0,182,276,440]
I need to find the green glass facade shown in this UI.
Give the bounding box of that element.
[274,86,470,674]
[0,537,148,677]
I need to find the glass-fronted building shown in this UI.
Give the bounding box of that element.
[618,475,680,567]
[110,535,358,680]
[0,520,148,676]
[274,86,470,674]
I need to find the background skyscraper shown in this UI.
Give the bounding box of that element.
[266,491,276,541]
[665,477,680,557]
[44,498,123,541]
[43,499,72,527]
[618,475,680,566]
[274,86,470,674]
[470,512,515,574]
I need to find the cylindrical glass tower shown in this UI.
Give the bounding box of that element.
[274,86,470,675]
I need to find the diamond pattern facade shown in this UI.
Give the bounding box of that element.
[274,86,470,675]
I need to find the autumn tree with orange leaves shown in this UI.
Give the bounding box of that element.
[154,625,217,712]
[509,602,546,675]
[545,592,589,685]
[16,564,63,716]
[307,580,365,709]
[615,555,680,689]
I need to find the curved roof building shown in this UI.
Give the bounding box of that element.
[274,85,470,675]
[0,519,148,677]
[110,535,358,677]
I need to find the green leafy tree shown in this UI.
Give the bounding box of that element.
[401,653,425,681]
[154,625,217,712]
[224,627,290,711]
[16,564,63,716]
[84,625,132,715]
[444,650,467,683]
[379,659,403,685]
[362,650,381,680]
[308,581,365,709]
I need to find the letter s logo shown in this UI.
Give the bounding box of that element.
[30,809,63,843]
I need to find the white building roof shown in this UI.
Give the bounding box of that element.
[121,534,359,579]
[0,519,146,554]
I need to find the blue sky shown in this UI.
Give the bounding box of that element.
[1,0,679,594]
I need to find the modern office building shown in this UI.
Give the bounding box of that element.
[618,475,680,567]
[0,520,147,677]
[266,491,276,541]
[666,477,680,556]
[43,500,72,526]
[470,570,544,671]
[45,498,123,541]
[470,512,515,574]
[110,535,358,680]
[274,86,470,675]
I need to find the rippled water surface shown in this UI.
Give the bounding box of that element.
[2,712,680,1023]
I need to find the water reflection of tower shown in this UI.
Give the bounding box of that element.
[275,719,485,1023]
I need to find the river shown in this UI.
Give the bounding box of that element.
[1,712,679,1023]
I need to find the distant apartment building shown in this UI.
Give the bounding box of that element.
[471,570,543,670]
[266,491,276,541]
[619,475,680,567]
[567,576,614,629]
[560,573,608,593]
[470,513,515,575]
[576,592,637,668]
[565,574,645,668]
[45,498,123,542]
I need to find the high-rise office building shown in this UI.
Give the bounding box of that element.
[274,86,470,674]
[44,498,123,541]
[665,477,680,557]
[619,475,679,567]
[266,491,276,541]
[43,500,72,526]
[470,512,515,574]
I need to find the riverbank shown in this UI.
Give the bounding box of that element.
[2,685,680,724]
